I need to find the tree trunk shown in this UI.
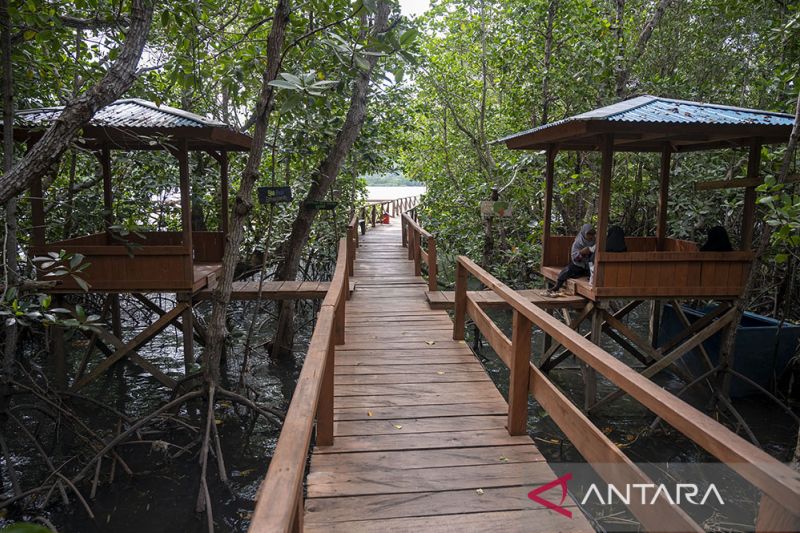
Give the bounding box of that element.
[1,0,16,414]
[0,0,153,206]
[203,0,291,383]
[716,92,800,399]
[270,2,391,358]
[540,0,558,126]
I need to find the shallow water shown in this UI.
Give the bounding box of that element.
[3,283,797,532]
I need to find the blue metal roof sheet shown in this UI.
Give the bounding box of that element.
[15,98,230,130]
[497,95,795,144]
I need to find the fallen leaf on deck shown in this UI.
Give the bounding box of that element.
[367,411,373,416]
[498,456,509,462]
[436,371,445,375]
[393,424,403,429]
[425,341,436,345]
[475,488,484,495]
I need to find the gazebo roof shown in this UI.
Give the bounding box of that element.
[498,95,795,152]
[11,98,252,151]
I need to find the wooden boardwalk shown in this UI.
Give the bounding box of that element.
[304,219,593,532]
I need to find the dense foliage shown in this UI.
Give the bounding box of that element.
[404,0,800,319]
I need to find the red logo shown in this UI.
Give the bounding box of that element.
[528,473,573,518]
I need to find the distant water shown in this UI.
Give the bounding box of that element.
[367,185,426,201]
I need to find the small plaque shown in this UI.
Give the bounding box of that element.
[480,200,511,218]
[306,201,338,210]
[258,186,292,204]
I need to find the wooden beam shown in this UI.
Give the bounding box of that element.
[694,173,800,191]
[508,310,531,436]
[71,303,187,391]
[590,307,737,411]
[594,134,613,286]
[656,145,671,250]
[220,150,229,238]
[100,145,113,232]
[542,144,557,263]
[176,139,193,277]
[741,139,762,250]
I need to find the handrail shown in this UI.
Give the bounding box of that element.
[248,238,350,533]
[453,255,800,532]
[401,211,437,291]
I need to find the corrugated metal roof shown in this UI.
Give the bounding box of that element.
[497,95,795,143]
[15,98,230,130]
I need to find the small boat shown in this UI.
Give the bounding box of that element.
[659,304,800,398]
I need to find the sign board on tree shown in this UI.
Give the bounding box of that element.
[480,200,512,218]
[258,186,293,204]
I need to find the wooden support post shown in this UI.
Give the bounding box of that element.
[51,297,67,390]
[220,150,229,239]
[427,236,437,291]
[649,300,662,348]
[508,310,532,435]
[585,307,601,410]
[178,293,194,374]
[359,207,366,235]
[100,145,113,233]
[30,175,45,246]
[110,294,122,339]
[453,260,467,341]
[656,145,671,251]
[401,215,407,247]
[334,297,345,345]
[291,483,304,533]
[370,204,376,227]
[316,333,335,446]
[413,231,422,277]
[407,226,414,261]
[594,135,614,288]
[177,139,193,283]
[71,303,186,391]
[542,144,557,264]
[755,494,800,533]
[741,139,762,250]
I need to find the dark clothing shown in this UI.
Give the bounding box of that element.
[552,263,590,291]
[605,225,627,252]
[700,226,733,252]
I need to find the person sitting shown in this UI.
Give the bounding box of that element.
[605,225,627,252]
[700,225,733,251]
[550,223,595,293]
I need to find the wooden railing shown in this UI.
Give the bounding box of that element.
[248,197,406,532]
[401,212,437,291]
[453,255,800,532]
[248,238,350,533]
[359,194,420,230]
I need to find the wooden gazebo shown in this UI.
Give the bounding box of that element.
[12,99,251,388]
[499,95,795,301]
[15,98,251,293]
[498,95,796,410]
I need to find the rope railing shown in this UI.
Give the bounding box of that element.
[453,255,800,533]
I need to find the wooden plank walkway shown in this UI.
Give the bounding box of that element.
[426,288,586,310]
[305,219,593,532]
[195,280,355,300]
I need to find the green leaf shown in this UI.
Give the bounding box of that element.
[72,275,90,292]
[0,523,54,533]
[268,79,301,90]
[23,30,36,41]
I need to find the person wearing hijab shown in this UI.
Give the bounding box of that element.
[550,223,595,292]
[605,225,627,253]
[700,226,734,252]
